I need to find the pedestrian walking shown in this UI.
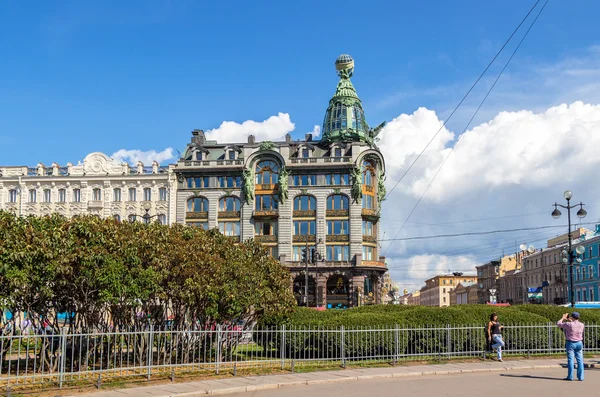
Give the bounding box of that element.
[486,313,505,362]
[557,312,585,381]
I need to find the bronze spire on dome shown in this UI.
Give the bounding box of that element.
[321,54,385,146]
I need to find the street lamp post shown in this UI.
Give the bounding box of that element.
[130,203,160,224]
[551,190,587,308]
[303,236,323,307]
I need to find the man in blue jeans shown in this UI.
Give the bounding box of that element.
[557,312,585,381]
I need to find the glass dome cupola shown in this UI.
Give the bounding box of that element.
[321,54,385,146]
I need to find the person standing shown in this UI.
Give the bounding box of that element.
[487,313,505,362]
[557,312,585,381]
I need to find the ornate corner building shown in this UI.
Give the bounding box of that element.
[0,152,176,222]
[174,55,388,307]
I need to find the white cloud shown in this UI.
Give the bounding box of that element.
[379,102,600,290]
[308,125,321,138]
[111,148,175,165]
[204,112,295,143]
[379,102,600,202]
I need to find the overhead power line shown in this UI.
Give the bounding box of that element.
[382,0,542,201]
[381,220,594,243]
[383,0,549,256]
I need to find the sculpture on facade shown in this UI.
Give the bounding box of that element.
[243,168,255,202]
[259,141,275,151]
[351,166,362,203]
[377,170,386,207]
[278,167,291,204]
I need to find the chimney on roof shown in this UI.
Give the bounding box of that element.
[191,129,205,145]
[248,135,255,144]
[285,134,291,143]
[305,133,312,142]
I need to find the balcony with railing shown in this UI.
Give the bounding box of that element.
[290,156,352,165]
[326,234,349,243]
[256,184,278,191]
[293,234,316,243]
[253,210,279,218]
[362,235,377,244]
[180,159,244,167]
[186,211,208,220]
[361,208,380,221]
[255,235,278,243]
[293,210,316,218]
[87,201,104,209]
[218,211,241,219]
[326,209,349,217]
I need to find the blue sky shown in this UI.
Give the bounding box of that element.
[2,1,600,288]
[1,0,599,166]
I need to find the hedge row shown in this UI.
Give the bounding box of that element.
[256,305,600,358]
[264,304,600,328]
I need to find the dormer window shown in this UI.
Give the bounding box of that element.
[228,150,236,160]
[297,144,314,159]
[301,148,309,158]
[196,152,203,161]
[334,147,342,157]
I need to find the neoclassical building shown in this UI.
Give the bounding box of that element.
[0,152,176,223]
[174,54,388,307]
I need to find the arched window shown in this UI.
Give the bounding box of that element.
[187,197,209,212]
[255,160,279,185]
[362,160,376,189]
[158,214,167,225]
[293,195,316,211]
[219,196,241,212]
[113,214,121,222]
[128,214,136,223]
[326,194,349,210]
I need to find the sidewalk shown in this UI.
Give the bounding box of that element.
[64,358,571,397]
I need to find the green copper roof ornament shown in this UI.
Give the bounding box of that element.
[321,54,386,146]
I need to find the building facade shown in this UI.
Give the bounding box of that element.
[173,54,388,308]
[476,254,522,304]
[0,152,175,222]
[419,274,477,307]
[571,227,600,303]
[449,282,479,305]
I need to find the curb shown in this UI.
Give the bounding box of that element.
[122,362,564,397]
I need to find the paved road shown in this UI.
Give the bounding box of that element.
[228,368,599,397]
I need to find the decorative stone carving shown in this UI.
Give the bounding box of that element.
[82,153,122,176]
[259,141,275,151]
[351,166,362,203]
[243,168,255,202]
[278,167,290,204]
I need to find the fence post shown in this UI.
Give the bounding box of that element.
[547,322,552,354]
[340,325,345,368]
[446,324,451,360]
[59,327,67,388]
[280,325,286,370]
[216,325,222,375]
[147,325,154,380]
[394,324,399,365]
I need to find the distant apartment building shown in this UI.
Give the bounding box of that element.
[420,274,477,307]
[399,290,421,305]
[449,282,479,305]
[476,254,523,303]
